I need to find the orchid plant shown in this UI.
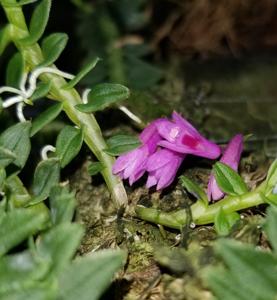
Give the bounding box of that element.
[113,112,277,232]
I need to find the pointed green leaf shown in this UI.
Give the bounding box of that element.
[30,103,63,137]
[39,32,68,67]
[0,208,48,256]
[5,174,32,207]
[20,0,51,45]
[55,126,83,168]
[32,158,60,201]
[213,162,248,196]
[6,52,25,88]
[0,168,6,191]
[0,147,16,168]
[265,159,277,193]
[264,205,277,252]
[180,175,208,206]
[37,223,83,275]
[30,81,51,101]
[214,208,240,236]
[49,185,76,224]
[16,0,40,6]
[76,83,130,113]
[215,240,277,299]
[0,122,31,168]
[0,250,50,295]
[58,250,125,300]
[63,57,100,90]
[87,161,104,176]
[0,25,12,55]
[104,134,140,156]
[1,285,56,300]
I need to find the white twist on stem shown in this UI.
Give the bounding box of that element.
[82,88,91,104]
[16,102,26,122]
[41,145,56,160]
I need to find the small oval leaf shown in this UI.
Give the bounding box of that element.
[30,81,51,101]
[214,208,240,236]
[6,52,24,88]
[20,0,51,45]
[87,161,104,176]
[39,32,68,67]
[0,208,49,256]
[180,175,208,207]
[0,147,16,168]
[30,103,63,137]
[32,158,60,201]
[213,162,248,196]
[76,83,130,113]
[62,57,100,90]
[0,25,12,55]
[55,126,83,168]
[104,134,140,156]
[0,121,31,168]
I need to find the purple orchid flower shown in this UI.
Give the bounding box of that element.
[207,134,244,201]
[157,112,221,159]
[112,119,164,185]
[146,148,186,190]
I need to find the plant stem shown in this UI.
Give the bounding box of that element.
[2,3,128,208]
[136,189,266,230]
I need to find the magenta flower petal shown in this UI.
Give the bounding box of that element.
[157,113,221,159]
[146,174,158,188]
[208,134,244,201]
[113,119,163,185]
[146,149,186,190]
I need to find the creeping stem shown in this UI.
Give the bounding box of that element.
[136,187,266,230]
[2,3,127,208]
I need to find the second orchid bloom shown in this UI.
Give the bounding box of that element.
[113,112,222,190]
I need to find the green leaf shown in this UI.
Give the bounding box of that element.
[180,176,208,206]
[30,103,63,137]
[55,126,83,168]
[58,250,125,300]
[20,0,51,45]
[63,57,100,89]
[1,284,56,300]
[0,208,48,256]
[205,239,277,300]
[36,223,83,275]
[49,185,76,224]
[39,32,68,67]
[6,52,25,88]
[0,250,49,295]
[0,168,6,191]
[265,159,277,193]
[32,158,60,201]
[0,146,16,168]
[0,121,31,168]
[16,0,39,5]
[87,161,104,176]
[213,162,248,196]
[5,174,32,207]
[1,0,39,6]
[264,205,277,252]
[104,134,140,156]
[214,209,240,236]
[30,81,51,101]
[75,83,130,113]
[0,25,12,55]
